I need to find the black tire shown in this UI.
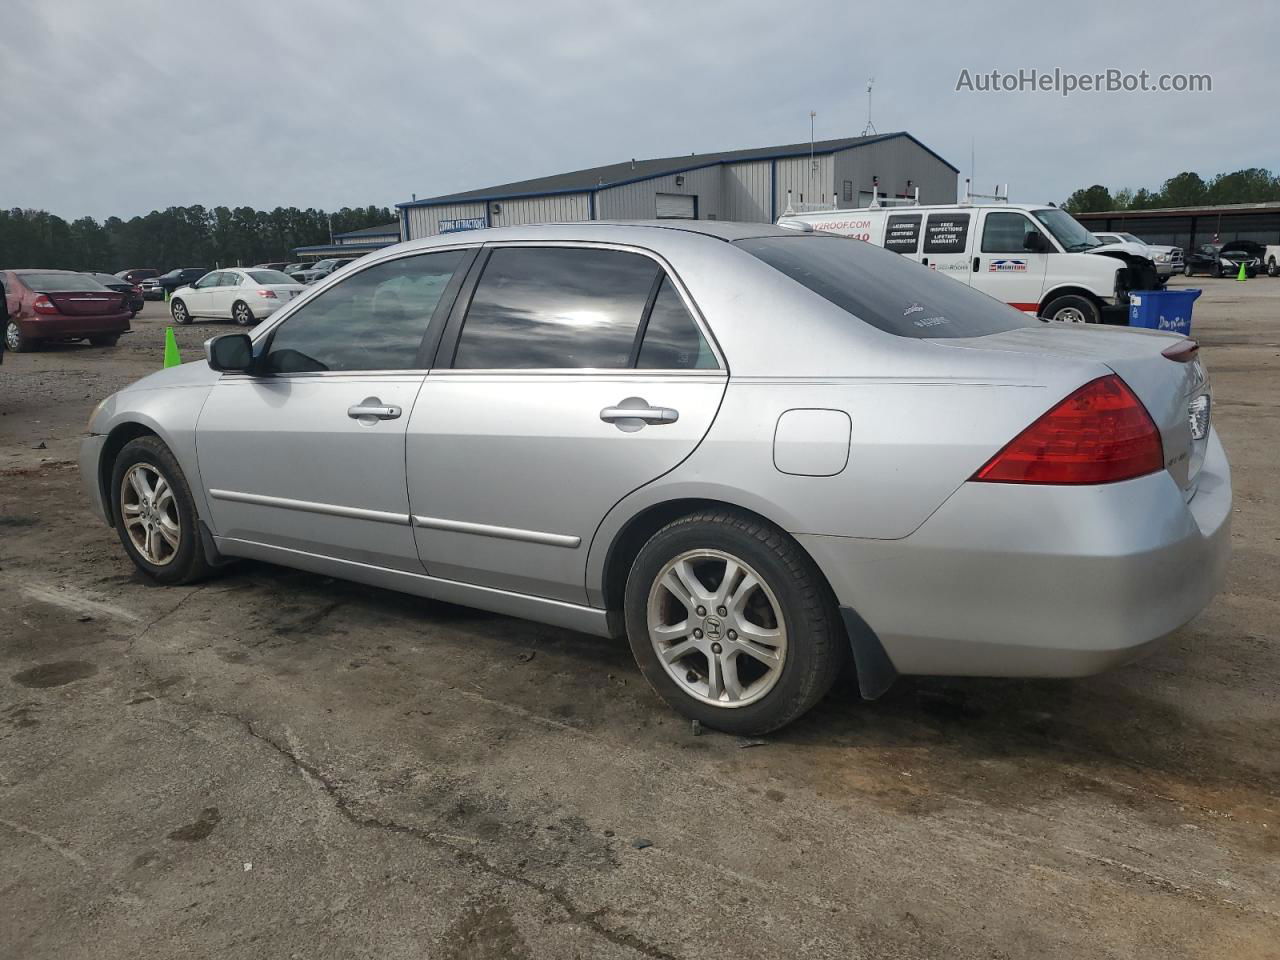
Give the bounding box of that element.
[1039,293,1101,325]
[623,509,846,735]
[5,319,37,353]
[109,436,216,585]
[1268,258,1277,278]
[231,300,255,327]
[171,299,192,325]
[89,334,120,347]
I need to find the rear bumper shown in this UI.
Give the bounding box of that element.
[80,433,110,525]
[17,312,132,340]
[799,427,1232,679]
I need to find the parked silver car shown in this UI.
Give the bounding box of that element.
[79,222,1231,733]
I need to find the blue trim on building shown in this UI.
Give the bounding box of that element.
[291,240,397,254]
[395,132,958,211]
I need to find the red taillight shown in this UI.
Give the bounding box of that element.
[32,294,59,315]
[256,288,277,299]
[130,285,142,296]
[973,375,1164,485]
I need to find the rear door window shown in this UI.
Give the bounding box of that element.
[452,247,658,369]
[735,235,1039,339]
[635,277,717,369]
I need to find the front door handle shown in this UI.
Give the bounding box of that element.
[972,256,980,272]
[600,397,679,432]
[348,397,402,423]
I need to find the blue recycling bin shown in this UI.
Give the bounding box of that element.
[1127,288,1202,335]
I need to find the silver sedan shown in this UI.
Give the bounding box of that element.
[80,221,1231,734]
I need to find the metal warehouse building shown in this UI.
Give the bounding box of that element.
[292,221,402,260]
[398,132,957,239]
[1075,201,1280,250]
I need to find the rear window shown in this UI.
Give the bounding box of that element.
[247,270,295,285]
[735,235,1039,339]
[16,272,109,292]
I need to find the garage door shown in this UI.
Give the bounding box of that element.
[655,193,696,219]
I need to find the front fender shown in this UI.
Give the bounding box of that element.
[90,369,217,528]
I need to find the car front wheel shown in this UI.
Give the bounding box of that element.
[110,436,215,585]
[1039,294,1101,324]
[624,510,845,735]
[171,299,191,324]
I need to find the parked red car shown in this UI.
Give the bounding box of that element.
[2,270,131,352]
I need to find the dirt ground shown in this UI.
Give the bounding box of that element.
[1,279,1277,960]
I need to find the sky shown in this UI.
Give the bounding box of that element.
[3,0,1275,222]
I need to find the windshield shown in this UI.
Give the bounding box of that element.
[735,235,1039,339]
[247,270,295,285]
[1119,233,1142,243]
[1031,208,1100,252]
[16,272,109,292]
[313,260,337,269]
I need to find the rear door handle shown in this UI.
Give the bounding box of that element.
[600,398,679,431]
[600,406,679,424]
[348,398,402,422]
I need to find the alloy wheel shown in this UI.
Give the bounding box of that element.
[5,322,19,351]
[233,302,253,326]
[646,549,787,708]
[120,462,181,566]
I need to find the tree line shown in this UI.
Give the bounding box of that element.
[1062,168,1280,214]
[0,204,397,273]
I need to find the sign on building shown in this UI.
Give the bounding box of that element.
[439,217,487,233]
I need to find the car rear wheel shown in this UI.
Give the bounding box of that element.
[1269,257,1277,277]
[89,334,120,347]
[1039,294,1101,325]
[171,299,191,325]
[110,436,215,585]
[231,300,255,327]
[624,510,845,735]
[5,320,36,353]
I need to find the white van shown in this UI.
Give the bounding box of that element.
[778,198,1158,324]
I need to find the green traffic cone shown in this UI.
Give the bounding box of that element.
[163,327,181,368]
[164,288,170,302]
[1237,261,1248,281]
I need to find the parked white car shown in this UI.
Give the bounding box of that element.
[1265,245,1280,277]
[170,269,306,327]
[1092,231,1183,282]
[779,201,1160,325]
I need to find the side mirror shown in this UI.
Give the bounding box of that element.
[205,333,254,373]
[1024,232,1049,253]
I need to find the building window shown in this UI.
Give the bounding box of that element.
[842,180,854,202]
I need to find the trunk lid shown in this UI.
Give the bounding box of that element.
[931,324,1210,495]
[44,290,127,316]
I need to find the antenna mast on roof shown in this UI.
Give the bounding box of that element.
[861,77,877,136]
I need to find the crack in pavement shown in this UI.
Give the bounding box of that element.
[188,705,682,960]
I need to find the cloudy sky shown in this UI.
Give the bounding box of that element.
[3,0,1273,221]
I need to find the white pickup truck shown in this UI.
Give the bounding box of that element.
[1265,245,1280,277]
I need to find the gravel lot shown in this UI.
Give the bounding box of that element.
[1,280,1277,959]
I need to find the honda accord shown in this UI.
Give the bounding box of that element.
[79,222,1231,733]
